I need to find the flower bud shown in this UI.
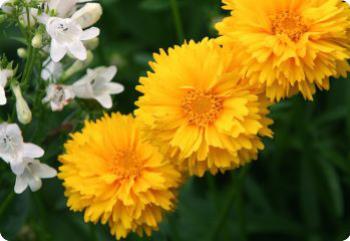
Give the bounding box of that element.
[12,83,32,125]
[31,34,42,49]
[71,3,102,29]
[17,48,27,58]
[84,37,99,50]
[62,51,93,80]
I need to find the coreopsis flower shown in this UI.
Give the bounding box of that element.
[14,158,57,194]
[0,68,13,105]
[135,39,273,177]
[0,123,44,175]
[72,66,124,109]
[42,84,75,111]
[215,0,350,101]
[58,113,181,239]
[46,17,100,62]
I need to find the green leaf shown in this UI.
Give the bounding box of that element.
[139,0,170,11]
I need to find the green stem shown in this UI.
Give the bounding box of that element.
[169,0,184,43]
[21,5,36,89]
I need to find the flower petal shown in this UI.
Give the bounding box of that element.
[95,95,112,109]
[50,40,67,62]
[10,159,26,176]
[0,87,6,105]
[22,143,44,158]
[14,175,28,194]
[102,66,117,82]
[68,41,87,60]
[28,176,42,192]
[106,83,124,95]
[80,27,100,41]
[31,160,57,178]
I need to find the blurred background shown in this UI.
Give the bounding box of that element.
[1,0,350,240]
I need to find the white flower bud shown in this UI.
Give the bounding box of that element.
[12,83,32,125]
[63,51,93,80]
[31,34,42,48]
[84,37,99,50]
[71,3,102,29]
[17,48,27,58]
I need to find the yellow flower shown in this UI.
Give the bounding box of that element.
[58,113,181,240]
[216,0,350,101]
[135,39,273,177]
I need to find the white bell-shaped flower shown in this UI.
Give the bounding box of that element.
[46,17,100,62]
[14,158,57,194]
[0,69,13,105]
[72,66,124,109]
[42,84,75,111]
[0,123,44,175]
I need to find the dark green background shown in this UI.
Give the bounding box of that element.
[1,0,350,240]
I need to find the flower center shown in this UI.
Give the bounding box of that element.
[109,150,143,178]
[270,11,308,41]
[0,132,21,155]
[182,90,223,127]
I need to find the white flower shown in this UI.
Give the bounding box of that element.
[46,17,100,62]
[42,84,75,111]
[72,66,124,109]
[14,158,57,194]
[0,233,7,241]
[41,58,63,81]
[0,123,44,175]
[0,69,13,105]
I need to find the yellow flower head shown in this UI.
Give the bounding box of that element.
[58,113,181,240]
[216,0,350,101]
[135,39,273,177]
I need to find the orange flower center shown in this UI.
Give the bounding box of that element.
[110,150,143,178]
[181,90,223,127]
[271,11,308,41]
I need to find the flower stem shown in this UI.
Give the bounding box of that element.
[169,0,184,43]
[21,6,36,89]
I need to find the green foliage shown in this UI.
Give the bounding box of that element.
[0,0,350,241]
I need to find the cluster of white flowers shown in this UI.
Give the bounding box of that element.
[0,0,124,194]
[0,123,56,194]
